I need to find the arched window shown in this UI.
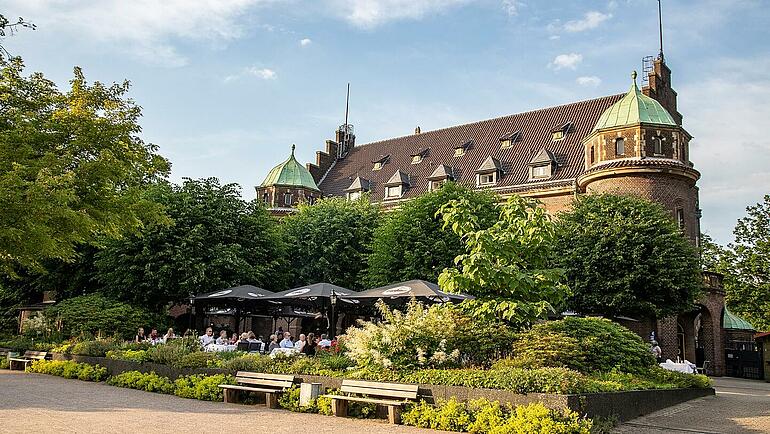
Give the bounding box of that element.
[653,136,663,155]
[262,192,269,204]
[615,137,625,156]
[284,193,293,206]
[590,146,595,165]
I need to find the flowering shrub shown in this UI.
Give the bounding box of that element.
[342,300,514,370]
[107,371,175,394]
[26,359,107,382]
[106,349,149,363]
[173,374,234,401]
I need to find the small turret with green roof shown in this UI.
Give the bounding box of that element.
[256,144,320,215]
[593,71,677,131]
[260,144,320,191]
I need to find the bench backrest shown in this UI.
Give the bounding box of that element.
[0,348,9,357]
[340,380,419,400]
[235,371,295,390]
[22,350,47,359]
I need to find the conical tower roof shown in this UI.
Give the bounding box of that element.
[593,71,677,131]
[260,145,320,191]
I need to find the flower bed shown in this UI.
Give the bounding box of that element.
[25,359,107,382]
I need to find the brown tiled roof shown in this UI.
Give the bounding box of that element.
[318,94,624,201]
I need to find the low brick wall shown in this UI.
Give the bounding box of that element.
[53,354,714,421]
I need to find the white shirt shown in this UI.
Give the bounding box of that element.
[294,340,305,351]
[279,338,294,348]
[318,339,331,348]
[199,334,215,347]
[215,336,229,345]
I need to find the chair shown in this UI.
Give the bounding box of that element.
[248,341,264,353]
[236,342,249,352]
[696,360,711,375]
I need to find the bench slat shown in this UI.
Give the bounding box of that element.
[219,385,284,393]
[235,377,293,388]
[340,386,417,400]
[321,395,406,406]
[22,351,48,357]
[341,380,418,393]
[235,372,295,382]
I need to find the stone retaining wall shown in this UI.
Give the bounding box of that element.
[53,354,714,422]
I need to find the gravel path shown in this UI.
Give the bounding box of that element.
[0,370,437,434]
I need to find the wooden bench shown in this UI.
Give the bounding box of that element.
[321,380,419,424]
[8,351,48,371]
[218,372,295,408]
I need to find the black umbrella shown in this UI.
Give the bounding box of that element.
[262,282,359,308]
[193,284,275,301]
[350,280,473,304]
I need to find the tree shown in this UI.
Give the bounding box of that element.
[93,178,286,311]
[281,196,379,289]
[438,195,568,326]
[707,195,770,331]
[0,57,170,275]
[554,194,701,319]
[365,182,497,287]
[0,14,36,58]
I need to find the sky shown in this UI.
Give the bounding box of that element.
[3,0,769,246]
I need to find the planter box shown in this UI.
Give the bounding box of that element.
[52,354,714,422]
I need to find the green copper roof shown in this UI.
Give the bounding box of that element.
[723,307,755,331]
[260,145,320,191]
[593,71,677,131]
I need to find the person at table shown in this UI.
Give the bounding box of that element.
[239,333,249,343]
[302,333,317,356]
[199,327,215,348]
[148,329,161,345]
[215,330,229,345]
[163,328,176,342]
[135,327,146,343]
[294,334,306,352]
[268,334,280,352]
[279,332,293,349]
[317,334,331,349]
[247,331,259,342]
[229,333,239,345]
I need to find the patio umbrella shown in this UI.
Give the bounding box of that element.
[350,279,473,304]
[193,284,275,302]
[262,282,359,308]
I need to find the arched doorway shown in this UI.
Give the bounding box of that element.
[676,304,716,373]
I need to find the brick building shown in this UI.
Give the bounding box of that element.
[259,56,730,374]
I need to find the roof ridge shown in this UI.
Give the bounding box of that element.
[349,93,625,150]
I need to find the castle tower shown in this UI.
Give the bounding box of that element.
[577,71,701,245]
[256,144,321,215]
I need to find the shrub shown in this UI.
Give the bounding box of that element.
[510,317,655,373]
[490,403,592,434]
[70,338,120,357]
[173,374,234,401]
[106,349,149,363]
[0,358,8,369]
[221,354,274,373]
[146,342,193,366]
[278,387,318,413]
[172,351,218,369]
[107,371,175,394]
[26,360,107,381]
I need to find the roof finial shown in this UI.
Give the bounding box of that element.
[631,70,638,82]
[291,143,296,156]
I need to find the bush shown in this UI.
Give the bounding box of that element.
[46,293,167,339]
[146,342,193,366]
[278,387,318,413]
[510,317,656,373]
[107,371,175,394]
[490,402,592,434]
[0,336,62,353]
[173,374,234,401]
[70,338,120,357]
[105,349,149,363]
[26,359,107,381]
[172,351,218,369]
[0,358,10,369]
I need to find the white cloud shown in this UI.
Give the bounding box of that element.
[300,38,312,46]
[224,66,277,82]
[327,0,470,28]
[502,0,520,16]
[564,11,612,32]
[550,53,583,70]
[4,0,268,66]
[576,76,601,87]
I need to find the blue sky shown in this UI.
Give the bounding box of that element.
[4,0,769,245]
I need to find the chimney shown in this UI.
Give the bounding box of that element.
[642,57,682,125]
[414,126,421,135]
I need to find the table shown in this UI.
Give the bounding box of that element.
[206,344,237,352]
[660,359,696,374]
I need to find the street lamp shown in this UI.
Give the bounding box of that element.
[329,290,337,339]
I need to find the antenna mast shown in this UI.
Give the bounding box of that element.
[657,0,664,61]
[344,83,350,127]
[336,83,354,159]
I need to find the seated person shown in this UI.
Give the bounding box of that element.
[199,327,215,348]
[247,331,259,342]
[317,334,332,349]
[148,328,161,345]
[267,334,280,352]
[163,328,176,342]
[302,333,317,356]
[279,332,294,349]
[239,332,249,343]
[135,327,146,343]
[229,333,239,344]
[294,334,307,352]
[215,330,229,345]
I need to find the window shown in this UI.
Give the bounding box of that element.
[552,130,564,141]
[676,208,685,230]
[590,146,595,165]
[615,137,625,156]
[477,172,496,186]
[308,195,315,205]
[284,193,293,206]
[262,192,269,204]
[531,165,551,179]
[411,155,422,164]
[373,161,383,171]
[653,136,663,155]
[347,191,361,201]
[454,147,465,157]
[429,180,445,192]
[385,185,402,199]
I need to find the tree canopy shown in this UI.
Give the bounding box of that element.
[365,182,498,287]
[281,196,380,289]
[554,194,701,319]
[0,57,170,276]
[438,195,568,326]
[703,195,770,331]
[93,178,286,311]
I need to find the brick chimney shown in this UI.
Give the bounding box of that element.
[642,57,683,125]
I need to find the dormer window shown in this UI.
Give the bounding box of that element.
[528,148,556,181]
[348,191,361,200]
[411,148,429,164]
[615,137,625,156]
[653,136,664,155]
[383,170,410,200]
[385,185,402,198]
[372,155,389,171]
[531,165,551,179]
[475,156,502,187]
[344,176,370,201]
[411,155,422,164]
[427,164,453,192]
[499,131,521,149]
[454,140,472,157]
[550,122,572,141]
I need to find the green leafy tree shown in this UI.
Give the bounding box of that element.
[0,57,170,275]
[93,178,286,311]
[281,196,379,289]
[365,182,497,287]
[438,195,568,325]
[0,14,36,58]
[554,194,701,319]
[709,195,770,331]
